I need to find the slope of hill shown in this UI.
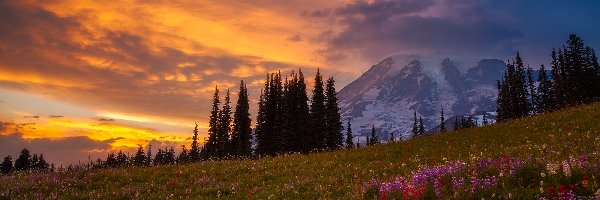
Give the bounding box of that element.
[2,103,600,199]
[338,54,506,141]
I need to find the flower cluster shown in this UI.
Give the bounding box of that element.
[364,154,600,199]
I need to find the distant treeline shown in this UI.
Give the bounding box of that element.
[497,34,600,121]
[2,149,51,174]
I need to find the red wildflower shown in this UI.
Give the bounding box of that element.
[548,186,556,196]
[530,178,536,185]
[569,185,576,191]
[437,177,444,185]
[583,175,590,181]
[559,184,566,193]
[380,191,386,200]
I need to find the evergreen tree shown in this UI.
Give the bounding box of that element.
[177,145,189,164]
[496,52,530,121]
[145,144,153,166]
[255,78,269,156]
[189,123,200,162]
[296,71,311,152]
[106,153,117,168]
[536,65,554,113]
[411,111,418,137]
[369,124,378,145]
[418,117,425,135]
[526,66,537,114]
[280,70,311,153]
[231,80,253,157]
[550,48,564,108]
[309,69,327,151]
[548,34,599,108]
[453,116,461,131]
[14,148,31,171]
[440,107,446,132]
[2,155,13,174]
[324,77,343,150]
[36,153,49,170]
[269,72,284,155]
[513,52,530,118]
[30,154,38,170]
[133,145,146,166]
[205,86,221,159]
[116,150,128,167]
[345,120,353,149]
[218,90,232,158]
[153,149,165,165]
[166,147,176,164]
[482,112,489,125]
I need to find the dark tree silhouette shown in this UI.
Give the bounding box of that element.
[345,120,353,149]
[310,69,327,151]
[440,107,446,132]
[231,80,253,157]
[324,77,343,150]
[1,155,12,174]
[14,148,31,171]
[133,145,146,166]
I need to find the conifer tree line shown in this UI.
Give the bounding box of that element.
[497,34,600,121]
[202,68,344,158]
[2,148,51,174]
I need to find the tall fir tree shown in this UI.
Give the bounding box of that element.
[37,154,48,170]
[231,80,253,157]
[145,144,153,166]
[293,70,311,153]
[217,90,232,158]
[1,155,12,174]
[177,145,189,164]
[536,65,554,113]
[269,72,284,155]
[204,86,221,159]
[345,120,353,149]
[309,69,327,151]
[526,66,537,114]
[189,123,200,162]
[440,107,446,132]
[324,77,343,150]
[497,52,530,121]
[133,145,146,166]
[513,52,530,118]
[14,148,31,171]
[255,79,269,156]
[369,124,378,145]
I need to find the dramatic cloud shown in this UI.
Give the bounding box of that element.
[309,0,521,64]
[0,132,114,166]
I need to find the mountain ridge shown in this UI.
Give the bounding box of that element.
[338,54,505,141]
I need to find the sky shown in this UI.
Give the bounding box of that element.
[1,0,599,165]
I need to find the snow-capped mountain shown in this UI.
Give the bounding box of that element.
[339,54,505,142]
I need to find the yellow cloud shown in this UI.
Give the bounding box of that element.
[16,118,193,150]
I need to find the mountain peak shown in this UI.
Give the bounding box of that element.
[339,55,506,143]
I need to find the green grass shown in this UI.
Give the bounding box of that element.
[2,102,600,199]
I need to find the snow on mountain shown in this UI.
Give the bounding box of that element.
[339,54,505,143]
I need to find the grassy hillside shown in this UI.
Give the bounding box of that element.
[2,103,600,199]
